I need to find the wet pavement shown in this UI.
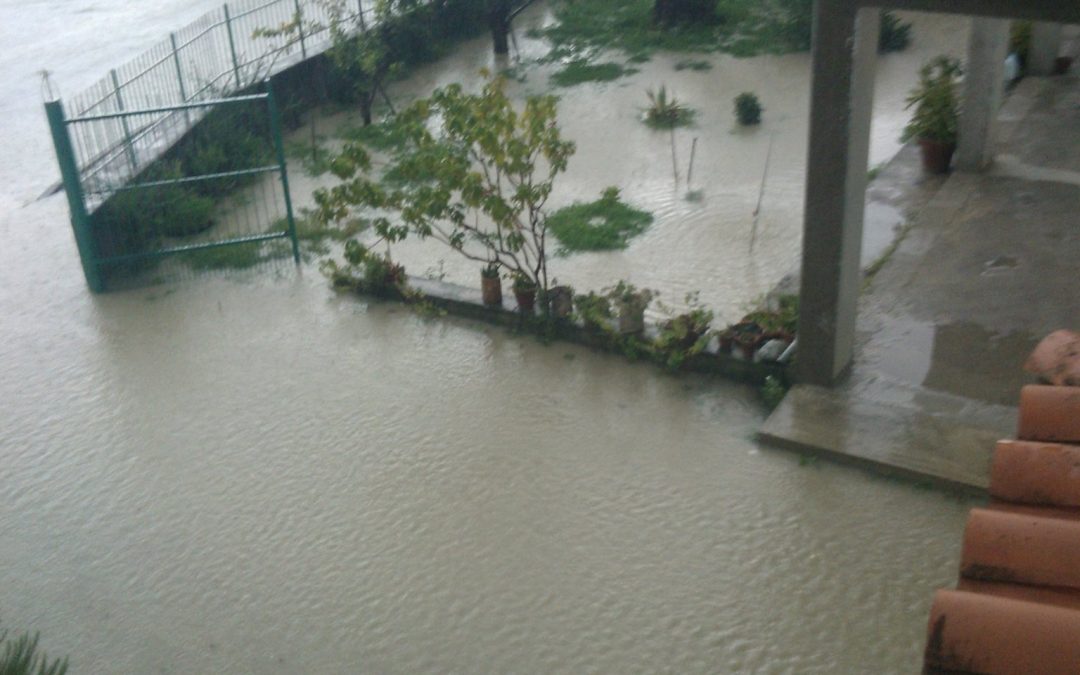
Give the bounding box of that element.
[763,70,1080,492]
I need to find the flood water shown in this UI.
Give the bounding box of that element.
[281,5,969,320]
[1,2,975,672]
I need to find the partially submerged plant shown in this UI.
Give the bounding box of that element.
[734,92,762,125]
[654,291,714,370]
[574,291,614,330]
[644,86,694,129]
[605,281,656,334]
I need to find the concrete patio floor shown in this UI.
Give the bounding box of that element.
[761,71,1080,493]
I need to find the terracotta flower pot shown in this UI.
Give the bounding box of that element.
[617,306,646,334]
[514,287,536,314]
[481,274,502,307]
[918,138,955,174]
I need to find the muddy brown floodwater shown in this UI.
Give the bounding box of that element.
[271,5,969,321]
[1,1,975,672]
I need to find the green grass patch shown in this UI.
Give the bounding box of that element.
[537,0,798,63]
[181,241,290,271]
[548,188,653,253]
[550,60,637,87]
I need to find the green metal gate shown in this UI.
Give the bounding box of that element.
[46,84,299,292]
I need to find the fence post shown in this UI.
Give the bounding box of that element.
[358,0,367,31]
[169,33,188,102]
[45,100,104,292]
[266,82,300,264]
[223,4,243,89]
[293,0,308,59]
[109,69,139,172]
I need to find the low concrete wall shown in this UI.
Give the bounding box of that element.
[340,274,790,386]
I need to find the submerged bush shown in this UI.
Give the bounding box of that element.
[734,92,762,125]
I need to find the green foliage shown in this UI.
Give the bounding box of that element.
[605,280,655,313]
[644,86,695,129]
[902,56,963,144]
[511,270,537,292]
[734,92,762,125]
[742,293,799,334]
[537,0,735,63]
[0,624,68,675]
[547,187,653,252]
[321,239,407,294]
[878,11,912,53]
[314,74,575,295]
[181,242,287,271]
[573,291,614,329]
[773,0,813,51]
[760,374,788,411]
[551,61,637,87]
[653,292,714,370]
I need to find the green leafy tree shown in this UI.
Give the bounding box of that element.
[314,74,575,295]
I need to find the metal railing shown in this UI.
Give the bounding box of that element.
[63,0,374,208]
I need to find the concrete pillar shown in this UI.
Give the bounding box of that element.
[956,18,1009,171]
[1029,22,1063,75]
[796,0,879,386]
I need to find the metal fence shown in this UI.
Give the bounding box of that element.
[46,0,397,290]
[64,0,374,209]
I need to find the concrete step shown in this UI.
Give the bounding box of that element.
[758,381,1016,493]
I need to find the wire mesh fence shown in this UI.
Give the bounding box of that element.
[64,0,374,209]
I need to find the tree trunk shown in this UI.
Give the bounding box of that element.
[359,95,373,126]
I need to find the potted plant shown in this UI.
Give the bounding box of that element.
[605,281,656,334]
[481,262,502,307]
[902,56,963,174]
[719,320,765,359]
[547,284,574,319]
[511,271,538,314]
[574,291,613,333]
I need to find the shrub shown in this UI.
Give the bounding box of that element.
[878,11,912,53]
[734,92,762,125]
[644,86,694,129]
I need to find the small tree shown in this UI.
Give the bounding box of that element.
[314,74,575,296]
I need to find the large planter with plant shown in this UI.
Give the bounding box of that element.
[606,281,655,335]
[903,56,962,174]
[481,264,502,307]
[512,273,538,314]
[548,285,574,319]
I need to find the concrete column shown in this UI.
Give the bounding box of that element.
[796,1,879,386]
[956,18,1009,171]
[1029,22,1063,75]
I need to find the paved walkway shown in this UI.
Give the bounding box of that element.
[761,71,1080,493]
